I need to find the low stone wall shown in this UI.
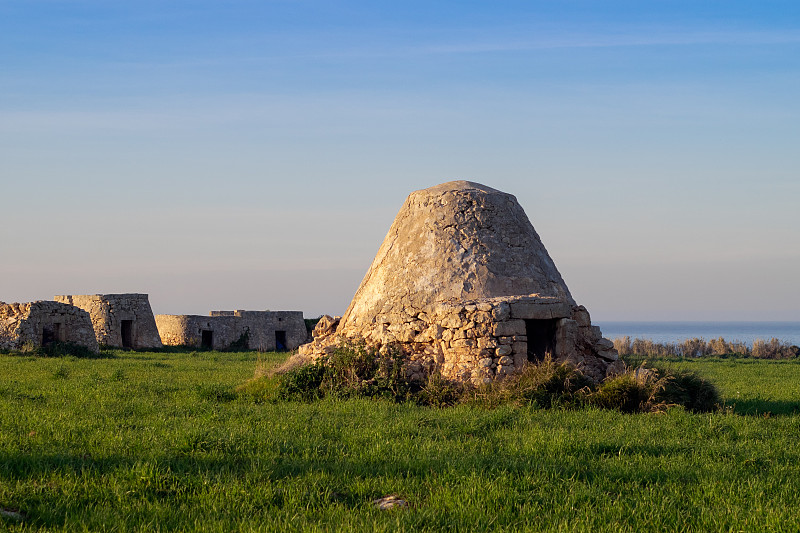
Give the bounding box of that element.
[0,301,99,352]
[299,295,620,384]
[55,294,162,349]
[156,310,306,351]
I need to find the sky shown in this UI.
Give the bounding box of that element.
[1,1,798,321]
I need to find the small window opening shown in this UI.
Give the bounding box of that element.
[275,330,287,351]
[201,330,214,349]
[121,320,134,349]
[525,319,558,362]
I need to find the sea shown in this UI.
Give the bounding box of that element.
[594,322,800,347]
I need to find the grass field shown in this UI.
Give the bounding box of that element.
[2,350,800,532]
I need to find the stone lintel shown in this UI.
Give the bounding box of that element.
[509,299,572,320]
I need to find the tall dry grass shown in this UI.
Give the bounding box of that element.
[613,336,798,359]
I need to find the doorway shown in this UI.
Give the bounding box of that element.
[275,330,287,351]
[42,323,61,346]
[121,320,133,349]
[525,319,558,362]
[201,330,214,349]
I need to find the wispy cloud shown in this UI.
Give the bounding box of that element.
[410,29,800,55]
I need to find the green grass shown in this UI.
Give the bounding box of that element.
[635,356,800,416]
[2,351,800,531]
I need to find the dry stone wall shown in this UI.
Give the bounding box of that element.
[303,298,619,383]
[55,294,162,349]
[156,310,306,351]
[0,301,99,352]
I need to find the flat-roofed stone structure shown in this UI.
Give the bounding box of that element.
[55,294,162,349]
[297,181,621,384]
[0,301,99,352]
[155,310,306,351]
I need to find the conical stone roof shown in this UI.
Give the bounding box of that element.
[339,180,575,333]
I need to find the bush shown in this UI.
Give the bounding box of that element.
[613,336,797,360]
[418,371,465,407]
[658,370,720,412]
[591,368,667,413]
[277,360,327,401]
[466,356,592,409]
[590,367,720,413]
[252,346,721,414]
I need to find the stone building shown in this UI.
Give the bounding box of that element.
[155,310,306,351]
[297,181,621,384]
[0,300,99,352]
[54,294,162,349]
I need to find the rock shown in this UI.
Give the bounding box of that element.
[597,349,619,361]
[373,495,409,510]
[595,338,615,351]
[493,320,526,337]
[572,305,591,327]
[495,345,512,357]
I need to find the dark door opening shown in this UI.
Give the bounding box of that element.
[42,324,59,346]
[201,330,214,349]
[275,330,287,351]
[525,319,558,362]
[121,320,133,349]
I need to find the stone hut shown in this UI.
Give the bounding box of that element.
[155,310,306,351]
[54,294,163,349]
[298,181,621,384]
[0,301,99,352]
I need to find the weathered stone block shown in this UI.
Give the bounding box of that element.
[493,320,526,337]
[495,345,512,357]
[572,305,591,327]
[451,338,476,349]
[492,302,511,321]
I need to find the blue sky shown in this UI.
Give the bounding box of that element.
[1,1,798,320]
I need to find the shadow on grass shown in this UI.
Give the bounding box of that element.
[725,399,800,417]
[1,344,116,359]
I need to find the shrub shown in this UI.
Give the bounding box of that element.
[591,366,720,413]
[277,360,327,401]
[612,336,797,360]
[590,368,667,413]
[466,356,592,409]
[613,336,631,356]
[418,371,465,407]
[256,346,722,414]
[752,338,797,359]
[658,370,720,412]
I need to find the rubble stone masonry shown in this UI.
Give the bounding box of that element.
[0,301,99,352]
[156,310,306,351]
[55,294,162,349]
